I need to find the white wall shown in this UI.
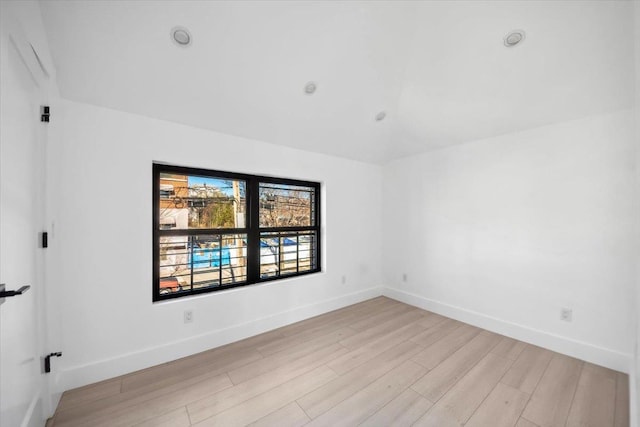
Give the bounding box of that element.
[46,99,383,394]
[634,1,640,424]
[382,110,637,372]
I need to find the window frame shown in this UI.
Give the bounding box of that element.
[153,163,321,302]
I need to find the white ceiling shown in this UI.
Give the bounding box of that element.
[39,0,635,164]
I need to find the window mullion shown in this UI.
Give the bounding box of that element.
[189,235,194,292]
[277,237,282,278]
[218,235,222,286]
[247,177,260,283]
[296,232,299,274]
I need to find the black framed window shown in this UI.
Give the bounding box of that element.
[153,164,321,301]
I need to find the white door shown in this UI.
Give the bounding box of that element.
[0,8,49,427]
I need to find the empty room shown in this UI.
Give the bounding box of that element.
[1,1,639,426]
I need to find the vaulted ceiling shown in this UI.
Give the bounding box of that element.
[40,0,635,164]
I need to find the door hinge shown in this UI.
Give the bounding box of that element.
[42,231,48,248]
[41,105,50,122]
[44,352,62,373]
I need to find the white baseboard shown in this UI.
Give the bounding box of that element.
[630,362,638,427]
[22,391,42,427]
[53,286,383,394]
[383,286,632,373]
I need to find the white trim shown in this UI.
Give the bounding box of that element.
[21,391,42,427]
[382,286,632,373]
[630,362,638,427]
[53,286,383,393]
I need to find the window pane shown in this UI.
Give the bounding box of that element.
[259,182,315,228]
[159,235,190,295]
[159,234,247,295]
[260,231,317,278]
[159,173,246,230]
[298,231,318,272]
[259,235,279,279]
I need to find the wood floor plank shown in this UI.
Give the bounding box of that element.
[227,327,356,384]
[348,301,416,331]
[279,297,396,337]
[347,296,400,314]
[256,321,355,357]
[53,347,262,425]
[492,336,527,360]
[248,402,310,427]
[516,418,540,427]
[297,339,423,419]
[53,368,230,426]
[132,406,191,427]
[56,378,122,412]
[187,342,348,424]
[413,353,513,427]
[566,362,617,427]
[338,296,399,317]
[465,382,530,427]
[411,323,481,370]
[120,346,263,393]
[521,354,583,427]
[193,366,337,427]
[614,372,630,427]
[58,373,233,427]
[411,330,502,402]
[350,297,403,315]
[304,360,427,427]
[501,344,554,394]
[327,321,426,375]
[359,388,433,427]
[409,318,462,348]
[339,309,424,350]
[277,299,393,341]
[418,312,449,329]
[215,326,287,353]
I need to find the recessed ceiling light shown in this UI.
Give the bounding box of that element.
[375,111,386,121]
[171,26,192,47]
[304,82,317,95]
[504,30,525,47]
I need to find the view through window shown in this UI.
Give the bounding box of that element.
[153,164,320,301]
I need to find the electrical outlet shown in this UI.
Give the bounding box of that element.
[402,273,408,283]
[341,275,347,285]
[560,308,572,322]
[184,310,193,323]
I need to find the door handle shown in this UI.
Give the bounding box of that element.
[0,284,30,298]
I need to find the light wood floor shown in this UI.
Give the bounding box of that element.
[50,297,630,427]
